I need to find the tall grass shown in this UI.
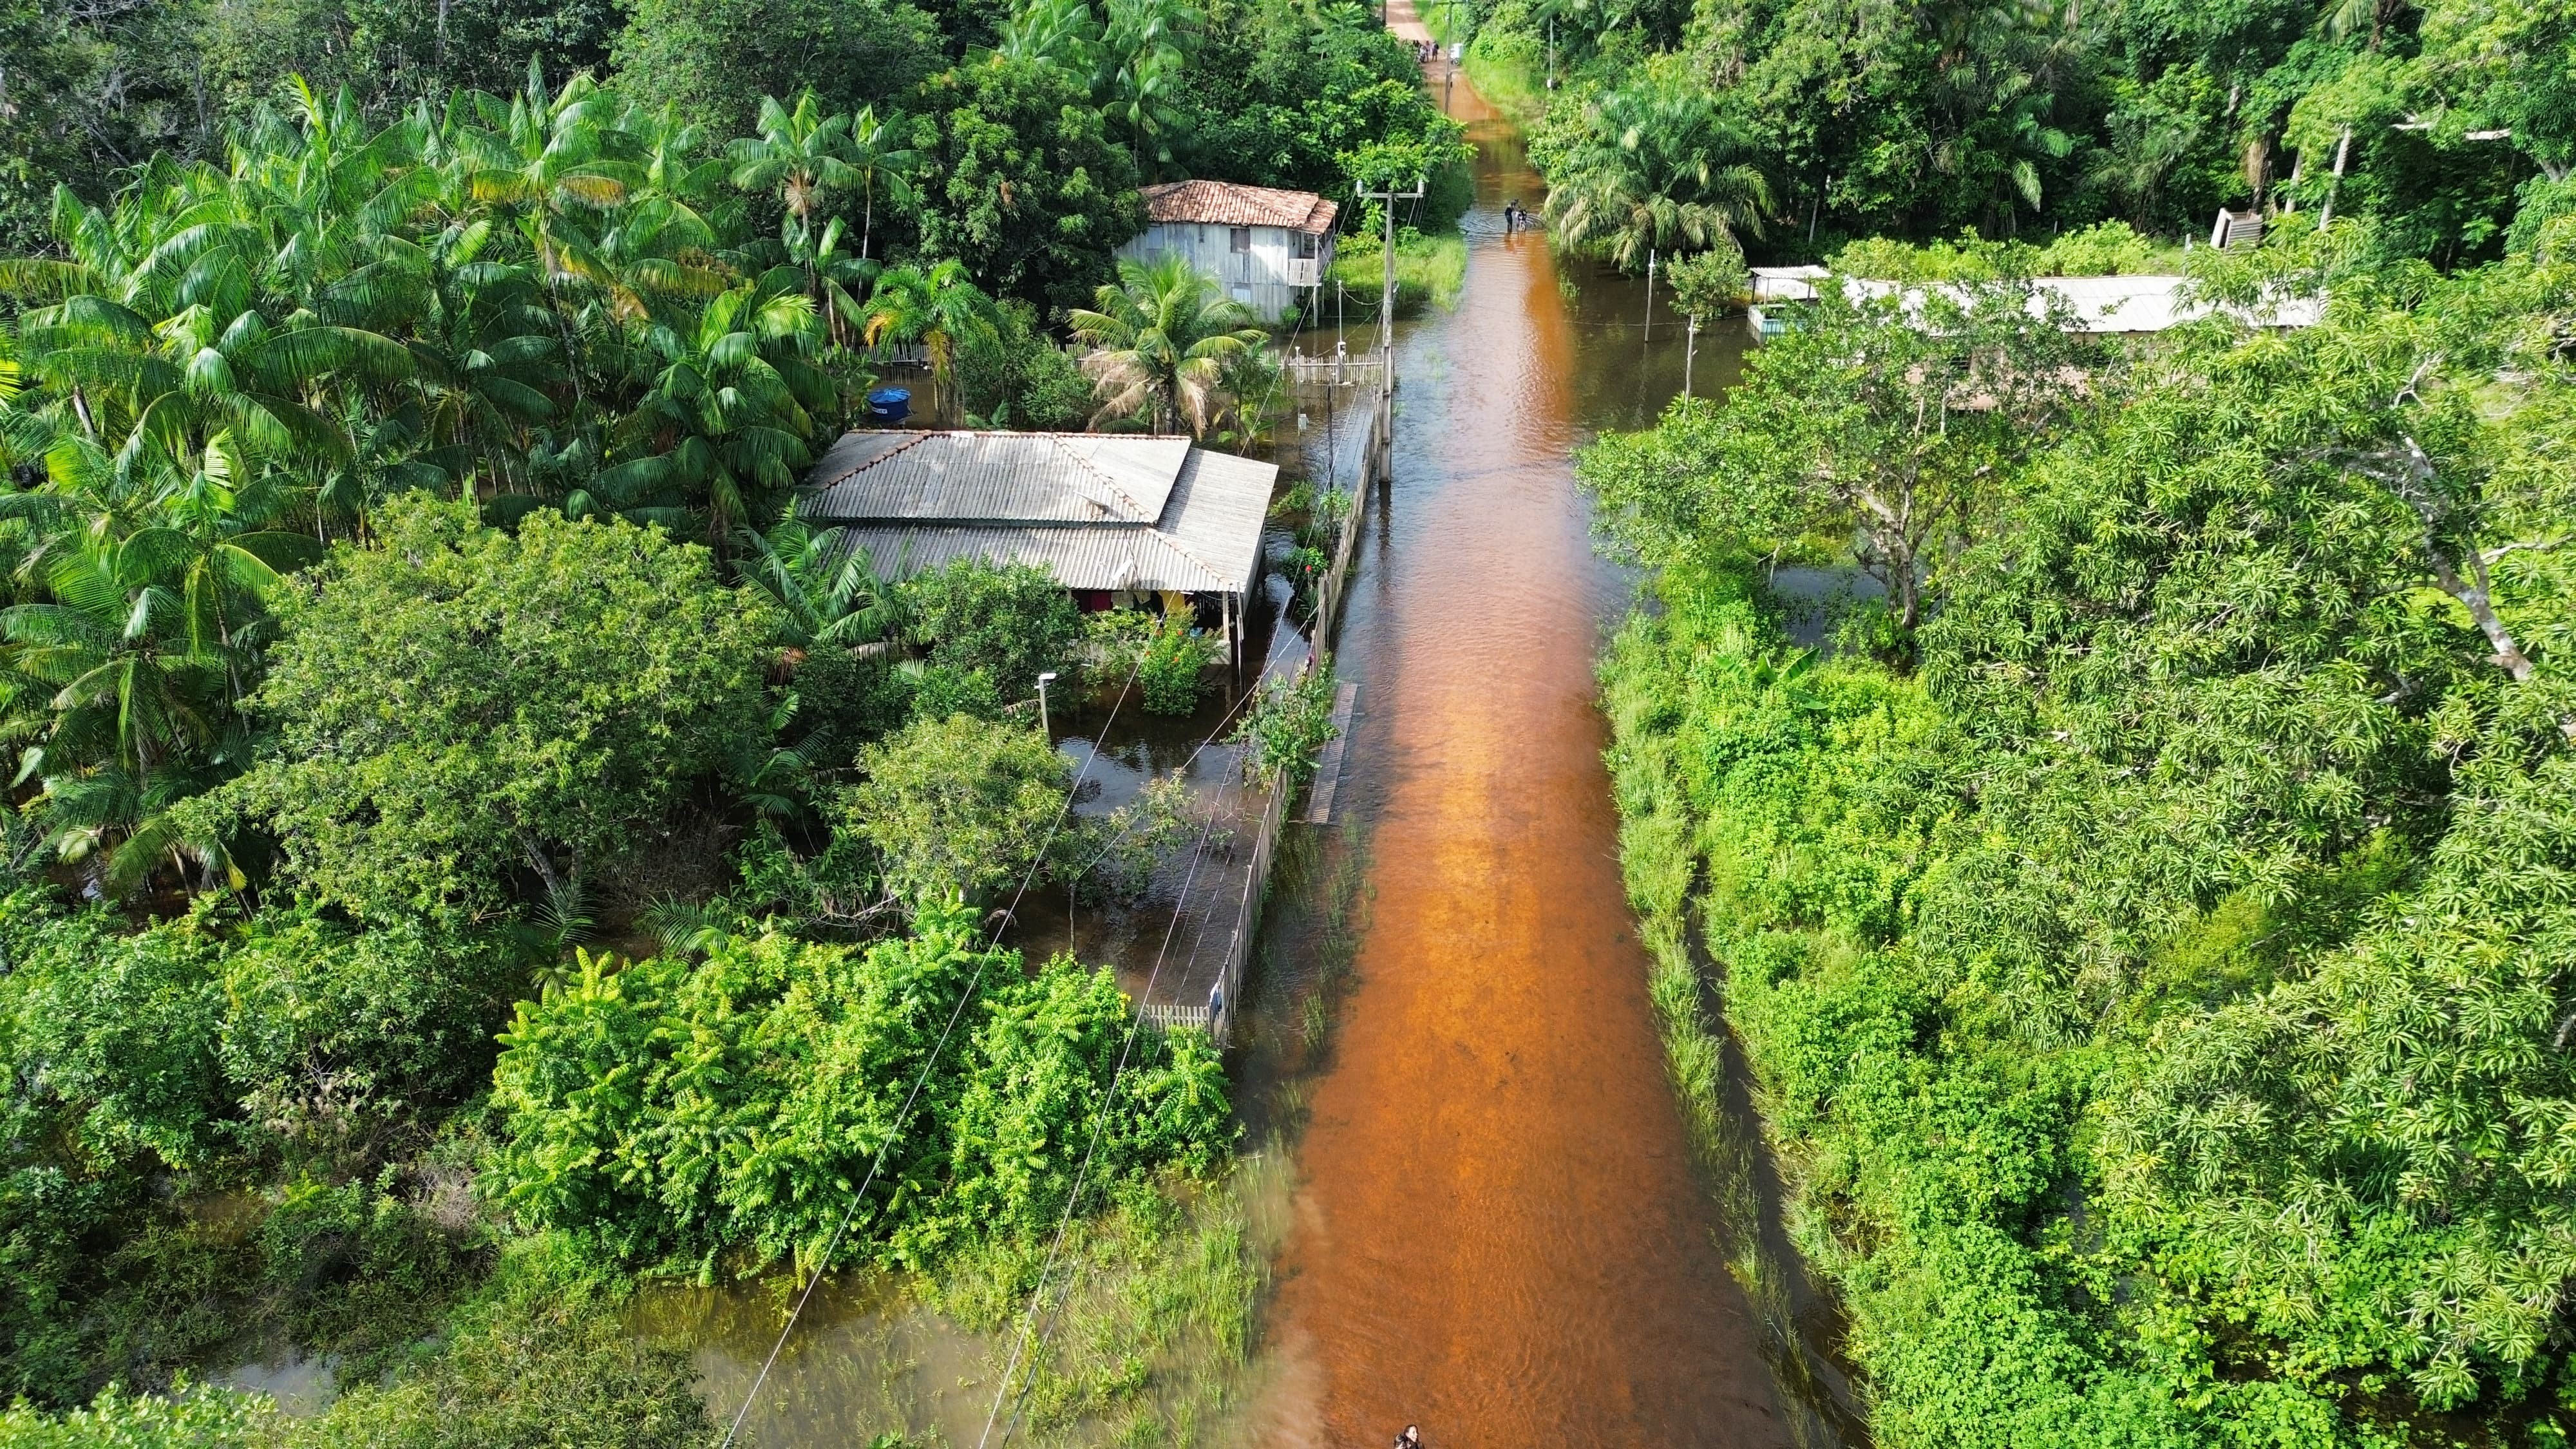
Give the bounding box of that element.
[1327,232,1469,317]
[1600,612,1859,1449]
[1461,29,1549,124]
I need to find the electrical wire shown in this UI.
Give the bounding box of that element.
[974,795,1234,1449]
[972,651,1321,1449]
[712,656,1146,1449]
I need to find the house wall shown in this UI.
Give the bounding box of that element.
[1116,222,1334,324]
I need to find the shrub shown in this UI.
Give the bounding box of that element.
[0,1381,273,1448]
[486,906,1229,1278]
[900,559,1084,705]
[284,1238,708,1449]
[846,713,1068,907]
[1229,665,1338,786]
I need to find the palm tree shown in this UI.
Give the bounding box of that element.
[1000,0,1103,75]
[1066,252,1268,437]
[728,91,858,229]
[734,503,907,649]
[861,260,998,413]
[585,269,831,543]
[1097,0,1194,171]
[1544,73,1771,270]
[843,105,918,260]
[787,216,880,352]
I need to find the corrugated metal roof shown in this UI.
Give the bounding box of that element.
[1836,275,2325,334]
[806,433,1276,594]
[1139,180,1338,232]
[806,431,1194,525]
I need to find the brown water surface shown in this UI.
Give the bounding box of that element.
[1242,66,1790,1448]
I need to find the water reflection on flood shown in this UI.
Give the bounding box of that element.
[629,57,1853,1449]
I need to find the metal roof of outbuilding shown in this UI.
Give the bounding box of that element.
[806,430,1196,525]
[802,433,1276,594]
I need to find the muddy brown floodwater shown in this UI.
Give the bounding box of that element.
[1240,59,1794,1449]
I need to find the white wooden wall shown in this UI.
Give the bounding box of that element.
[1117,222,1332,322]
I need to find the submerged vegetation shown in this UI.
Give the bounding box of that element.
[0,0,1454,1426]
[1586,220,2576,1443]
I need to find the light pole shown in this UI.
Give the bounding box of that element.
[1642,246,1656,342]
[1036,671,1057,736]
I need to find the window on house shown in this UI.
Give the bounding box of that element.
[1292,232,1318,259]
[1230,227,1252,252]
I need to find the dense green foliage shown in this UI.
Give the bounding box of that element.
[1470,0,2568,269]
[198,500,775,922]
[0,896,512,1403]
[1587,229,2576,1443]
[491,902,1228,1278]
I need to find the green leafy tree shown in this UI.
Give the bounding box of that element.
[899,556,1083,701]
[905,59,1145,314]
[609,0,942,137]
[1579,278,2092,634]
[193,498,775,921]
[846,714,1069,906]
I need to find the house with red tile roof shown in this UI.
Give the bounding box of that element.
[1115,180,1340,324]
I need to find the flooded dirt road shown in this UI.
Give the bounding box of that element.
[1244,61,1792,1449]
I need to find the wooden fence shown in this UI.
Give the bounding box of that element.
[1134,350,1393,1047]
[1309,377,1388,647]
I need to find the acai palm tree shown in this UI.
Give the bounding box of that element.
[860,259,998,413]
[1544,69,1772,270]
[728,91,858,230]
[1066,253,1268,437]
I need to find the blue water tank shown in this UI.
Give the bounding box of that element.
[866,387,912,424]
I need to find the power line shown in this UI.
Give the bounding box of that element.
[972,653,1318,1448]
[713,657,1146,1449]
[975,798,1233,1449]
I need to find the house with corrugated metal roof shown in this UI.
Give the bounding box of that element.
[1115,180,1339,321]
[801,430,1277,663]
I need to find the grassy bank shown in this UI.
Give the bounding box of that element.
[1327,231,1468,317]
[1460,30,1548,126]
[1600,638,1860,1449]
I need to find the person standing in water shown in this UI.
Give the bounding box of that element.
[1502,200,1519,232]
[1394,1427,1423,1449]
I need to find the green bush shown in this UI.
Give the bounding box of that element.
[487,904,1229,1278]
[0,1381,273,1448]
[217,914,522,1161]
[900,559,1084,705]
[1139,625,1221,715]
[283,1238,708,1449]
[846,713,1068,907]
[1229,665,1338,786]
[1590,272,2576,1442]
[1090,610,1220,715]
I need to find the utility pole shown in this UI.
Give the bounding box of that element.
[1356,176,1425,356]
[1683,314,1698,397]
[1546,17,1556,89]
[1643,247,1656,342]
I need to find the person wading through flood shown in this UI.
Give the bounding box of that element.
[1394,1426,1423,1449]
